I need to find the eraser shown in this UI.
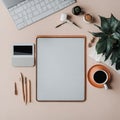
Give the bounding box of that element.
[60,13,67,22]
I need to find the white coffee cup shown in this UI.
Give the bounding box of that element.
[93,70,109,90]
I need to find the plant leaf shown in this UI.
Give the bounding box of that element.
[110,14,119,32]
[94,24,102,31]
[110,50,118,65]
[112,32,120,40]
[99,16,111,34]
[116,22,120,34]
[91,32,106,38]
[96,38,107,54]
[104,37,113,60]
[110,47,120,65]
[116,59,120,70]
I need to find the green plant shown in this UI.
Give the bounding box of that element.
[91,14,120,70]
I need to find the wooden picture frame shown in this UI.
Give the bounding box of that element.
[36,35,86,102]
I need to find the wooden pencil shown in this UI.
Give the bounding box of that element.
[20,73,25,102]
[25,77,28,104]
[29,80,31,103]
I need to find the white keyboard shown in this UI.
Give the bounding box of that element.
[8,0,76,30]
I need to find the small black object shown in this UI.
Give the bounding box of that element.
[72,6,82,15]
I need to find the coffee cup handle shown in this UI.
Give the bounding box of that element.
[104,83,108,90]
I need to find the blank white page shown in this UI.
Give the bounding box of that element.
[36,37,85,101]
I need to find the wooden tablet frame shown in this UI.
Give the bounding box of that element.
[36,35,86,102]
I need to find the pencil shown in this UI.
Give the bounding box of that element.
[55,21,67,28]
[14,82,18,95]
[20,73,25,102]
[29,80,31,103]
[25,77,28,105]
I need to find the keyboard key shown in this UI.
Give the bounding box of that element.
[22,11,27,16]
[34,0,39,4]
[14,7,23,14]
[18,13,22,18]
[12,15,18,20]
[41,2,45,7]
[26,3,31,8]
[47,4,52,9]
[9,11,15,16]
[26,9,31,14]
[42,7,47,12]
[26,19,33,25]
[15,18,23,24]
[16,23,25,29]
[35,4,41,10]
[24,16,28,20]
[45,0,49,4]
[23,5,27,10]
[28,13,32,18]
[32,9,54,22]
[33,11,39,16]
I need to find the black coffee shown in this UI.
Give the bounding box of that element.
[93,71,107,83]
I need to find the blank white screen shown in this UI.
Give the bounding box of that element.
[37,37,85,101]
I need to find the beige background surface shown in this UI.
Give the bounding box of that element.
[0,0,120,120]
